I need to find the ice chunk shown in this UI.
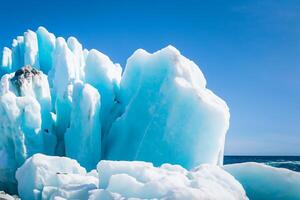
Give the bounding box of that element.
[225,162,300,200]
[67,37,85,81]
[96,160,248,200]
[24,30,39,68]
[104,46,229,168]
[84,49,122,136]
[16,154,98,200]
[0,66,56,193]
[1,27,56,77]
[49,37,77,154]
[0,26,122,160]
[0,191,19,200]
[0,47,12,76]
[36,27,55,74]
[11,37,25,72]
[16,157,248,200]
[65,82,101,170]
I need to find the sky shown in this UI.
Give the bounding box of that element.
[0,0,299,155]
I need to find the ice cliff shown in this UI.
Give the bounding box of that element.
[0,27,299,200]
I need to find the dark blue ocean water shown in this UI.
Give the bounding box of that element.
[224,156,300,172]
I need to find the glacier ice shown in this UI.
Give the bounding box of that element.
[24,30,39,68]
[84,49,122,137]
[65,82,102,170]
[0,27,229,172]
[0,66,56,193]
[225,162,300,200]
[104,46,229,168]
[36,27,55,74]
[16,154,248,200]
[0,47,12,76]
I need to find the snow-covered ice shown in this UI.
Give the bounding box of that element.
[225,162,300,200]
[96,160,247,200]
[16,154,248,200]
[16,154,98,200]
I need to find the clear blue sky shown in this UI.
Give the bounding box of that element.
[1,0,299,155]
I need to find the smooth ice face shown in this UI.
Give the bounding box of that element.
[224,162,300,200]
[104,46,229,168]
[65,82,102,170]
[15,154,98,200]
[0,66,56,193]
[95,160,247,200]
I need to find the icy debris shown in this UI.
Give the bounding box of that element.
[225,162,300,200]
[16,155,248,200]
[15,154,98,200]
[96,160,247,200]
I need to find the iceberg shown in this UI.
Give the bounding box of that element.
[6,27,299,200]
[0,27,229,174]
[225,162,300,200]
[16,154,248,200]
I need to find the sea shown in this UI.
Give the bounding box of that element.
[224,156,300,172]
